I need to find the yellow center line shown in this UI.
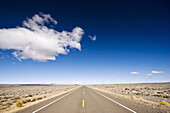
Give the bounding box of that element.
[82,99,85,108]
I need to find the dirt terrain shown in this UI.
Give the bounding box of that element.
[0,83,170,113]
[90,83,170,112]
[0,84,78,113]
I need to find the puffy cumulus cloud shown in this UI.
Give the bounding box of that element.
[0,13,84,62]
[88,35,96,41]
[151,71,164,74]
[130,72,140,75]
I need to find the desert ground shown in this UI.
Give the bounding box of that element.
[0,83,170,113]
[90,82,170,112]
[0,84,78,113]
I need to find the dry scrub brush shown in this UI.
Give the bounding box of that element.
[22,98,31,104]
[37,97,43,100]
[131,95,136,99]
[31,98,36,102]
[138,97,143,100]
[16,100,22,107]
[160,101,170,106]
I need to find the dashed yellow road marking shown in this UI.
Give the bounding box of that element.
[83,91,85,94]
[82,99,85,108]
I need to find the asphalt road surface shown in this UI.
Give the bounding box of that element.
[16,86,166,113]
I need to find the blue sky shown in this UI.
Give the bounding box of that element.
[0,0,170,84]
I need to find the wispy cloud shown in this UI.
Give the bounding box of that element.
[130,72,140,75]
[88,35,96,41]
[151,71,164,74]
[147,73,152,76]
[0,13,84,62]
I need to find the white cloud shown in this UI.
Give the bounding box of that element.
[147,73,152,76]
[151,71,164,74]
[88,35,96,41]
[0,13,84,62]
[130,72,140,75]
[71,81,84,84]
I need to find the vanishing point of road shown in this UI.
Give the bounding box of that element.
[16,86,166,113]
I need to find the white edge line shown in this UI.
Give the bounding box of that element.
[32,88,79,113]
[91,88,137,113]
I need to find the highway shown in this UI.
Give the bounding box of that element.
[16,86,165,113]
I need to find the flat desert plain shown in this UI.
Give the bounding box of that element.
[90,82,170,112]
[0,84,78,113]
[0,83,170,113]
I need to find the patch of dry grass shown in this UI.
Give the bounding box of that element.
[138,97,143,100]
[16,100,23,107]
[15,96,20,99]
[31,98,36,102]
[22,98,31,104]
[160,101,170,106]
[131,95,136,99]
[37,97,43,100]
